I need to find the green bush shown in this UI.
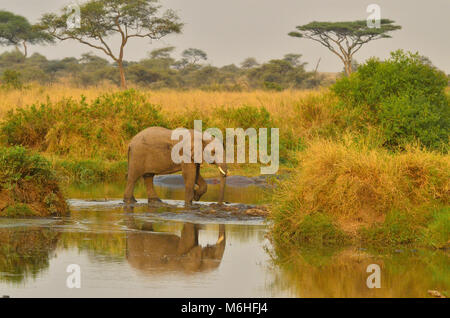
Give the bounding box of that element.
[1,69,23,89]
[215,105,273,130]
[1,90,168,160]
[422,207,449,249]
[3,204,37,217]
[271,210,348,248]
[293,213,348,246]
[379,94,449,150]
[332,50,449,151]
[53,159,127,184]
[0,145,53,186]
[360,210,423,246]
[0,146,68,217]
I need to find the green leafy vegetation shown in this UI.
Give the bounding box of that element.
[0,146,68,217]
[422,207,450,249]
[1,90,167,160]
[271,212,348,248]
[0,50,332,90]
[1,69,23,89]
[332,50,449,151]
[360,210,424,246]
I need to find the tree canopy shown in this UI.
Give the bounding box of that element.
[0,10,53,57]
[40,0,183,88]
[289,20,401,76]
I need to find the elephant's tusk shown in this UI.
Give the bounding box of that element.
[218,167,226,176]
[194,184,199,190]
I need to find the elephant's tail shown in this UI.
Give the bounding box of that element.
[126,146,131,179]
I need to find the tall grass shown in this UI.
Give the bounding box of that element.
[0,84,321,118]
[0,87,338,170]
[270,138,450,248]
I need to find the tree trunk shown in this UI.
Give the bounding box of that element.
[344,59,352,76]
[118,60,127,89]
[22,41,28,58]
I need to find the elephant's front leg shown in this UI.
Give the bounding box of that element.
[194,174,208,201]
[182,163,197,206]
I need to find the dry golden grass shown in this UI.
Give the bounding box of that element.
[0,85,338,167]
[0,84,322,118]
[271,138,450,233]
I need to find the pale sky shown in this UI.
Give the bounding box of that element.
[0,0,449,72]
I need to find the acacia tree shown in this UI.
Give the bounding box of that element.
[240,57,259,69]
[289,20,401,76]
[149,46,175,59]
[174,48,207,70]
[40,0,182,88]
[182,48,207,65]
[0,11,53,57]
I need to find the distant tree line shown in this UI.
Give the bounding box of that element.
[0,48,336,90]
[0,0,412,90]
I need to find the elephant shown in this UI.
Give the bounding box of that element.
[124,127,228,206]
[125,219,226,274]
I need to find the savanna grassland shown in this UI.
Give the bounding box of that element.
[0,51,448,251]
[0,86,333,181]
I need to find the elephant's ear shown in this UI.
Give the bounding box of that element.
[190,129,204,164]
[189,130,225,164]
[203,131,225,164]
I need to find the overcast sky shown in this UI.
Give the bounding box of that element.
[0,0,449,72]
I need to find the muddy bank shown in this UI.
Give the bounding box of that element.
[68,198,269,222]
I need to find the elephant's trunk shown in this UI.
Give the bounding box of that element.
[218,173,226,205]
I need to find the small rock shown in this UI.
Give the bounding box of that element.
[428,290,445,298]
[245,208,269,217]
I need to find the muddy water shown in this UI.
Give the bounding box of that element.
[0,180,448,298]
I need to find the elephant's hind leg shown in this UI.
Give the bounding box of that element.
[124,172,139,204]
[144,174,161,203]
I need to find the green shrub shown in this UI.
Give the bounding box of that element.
[167,108,212,130]
[270,209,348,248]
[53,159,127,184]
[214,105,273,130]
[360,210,423,246]
[422,207,449,249]
[263,81,283,91]
[332,50,449,151]
[3,204,37,217]
[1,90,168,160]
[293,213,348,246]
[379,94,449,151]
[1,69,23,89]
[0,146,68,217]
[0,145,53,186]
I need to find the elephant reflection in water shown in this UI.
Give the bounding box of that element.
[126,219,226,274]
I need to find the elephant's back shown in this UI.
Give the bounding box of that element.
[129,127,173,148]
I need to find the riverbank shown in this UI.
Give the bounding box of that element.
[0,146,69,217]
[269,139,449,249]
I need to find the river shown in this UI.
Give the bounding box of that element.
[0,178,448,297]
